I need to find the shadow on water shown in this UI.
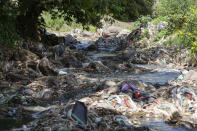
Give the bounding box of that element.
[0,118,33,130]
[136,117,196,131]
[145,122,196,131]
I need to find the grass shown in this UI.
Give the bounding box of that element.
[41,10,98,33]
[41,10,137,33]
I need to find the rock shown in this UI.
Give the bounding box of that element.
[59,74,78,87]
[121,49,136,60]
[38,57,57,76]
[127,27,142,42]
[29,42,46,57]
[87,44,98,51]
[0,81,10,89]
[105,81,116,87]
[14,49,39,62]
[35,89,53,100]
[44,34,59,46]
[184,70,197,83]
[186,56,197,67]
[6,71,30,83]
[60,55,82,68]
[166,111,182,124]
[107,26,122,34]
[116,29,131,37]
[85,61,111,74]
[81,31,94,37]
[55,43,65,57]
[57,36,65,44]
[24,89,34,95]
[102,26,122,38]
[65,34,77,44]
[71,28,83,34]
[74,42,92,50]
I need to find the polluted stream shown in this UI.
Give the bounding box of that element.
[1,41,196,131]
[58,44,187,131]
[84,47,194,131]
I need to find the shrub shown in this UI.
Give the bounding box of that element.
[154,0,196,29]
[153,0,197,55]
[173,7,197,53]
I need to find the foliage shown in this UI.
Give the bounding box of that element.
[154,0,192,28]
[12,0,153,40]
[107,0,154,21]
[41,9,66,31]
[41,10,97,32]
[143,29,149,38]
[172,6,197,54]
[152,16,170,25]
[134,15,152,27]
[153,0,197,55]
[0,0,154,43]
[0,1,19,46]
[152,29,171,42]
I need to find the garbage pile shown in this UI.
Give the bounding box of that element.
[1,24,197,130]
[22,100,149,131]
[9,79,196,130]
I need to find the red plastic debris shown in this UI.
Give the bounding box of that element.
[105,35,110,38]
[134,91,142,99]
[186,93,192,100]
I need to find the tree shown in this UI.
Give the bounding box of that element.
[16,0,109,41]
[1,0,153,42]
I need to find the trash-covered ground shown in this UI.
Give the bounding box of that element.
[0,22,197,131]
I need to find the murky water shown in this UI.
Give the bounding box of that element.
[136,71,180,85]
[129,117,196,131]
[0,118,32,130]
[145,121,193,131]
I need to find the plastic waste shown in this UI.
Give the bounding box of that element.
[107,95,137,110]
[186,93,192,100]
[105,35,111,38]
[74,42,91,50]
[114,115,132,127]
[121,81,155,104]
[157,24,163,30]
[121,82,136,92]
[71,101,87,126]
[134,91,142,99]
[59,71,68,75]
[172,86,196,111]
[56,44,65,56]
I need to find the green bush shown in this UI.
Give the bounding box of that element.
[154,0,196,29]
[41,9,67,31]
[152,16,170,25]
[173,7,197,54]
[134,16,152,27]
[143,29,149,38]
[41,10,98,32]
[153,0,197,55]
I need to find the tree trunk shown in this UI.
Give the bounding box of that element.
[16,2,41,41]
